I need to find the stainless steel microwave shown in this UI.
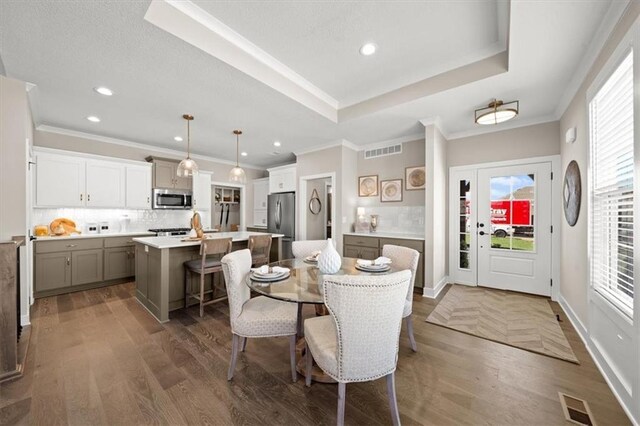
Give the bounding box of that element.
[152,188,193,210]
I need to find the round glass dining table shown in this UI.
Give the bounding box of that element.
[245,257,403,326]
[245,257,402,383]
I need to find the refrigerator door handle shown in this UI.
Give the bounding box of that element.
[275,200,281,229]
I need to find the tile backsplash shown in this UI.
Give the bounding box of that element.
[31,208,211,233]
[356,205,424,235]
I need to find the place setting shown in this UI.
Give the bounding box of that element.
[250,265,291,283]
[304,250,322,265]
[354,256,392,273]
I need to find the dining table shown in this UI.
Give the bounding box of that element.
[245,257,403,383]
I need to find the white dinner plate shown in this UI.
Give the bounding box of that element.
[304,256,318,264]
[355,264,391,273]
[250,272,290,282]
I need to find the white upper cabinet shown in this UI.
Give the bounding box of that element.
[85,160,125,207]
[35,153,86,207]
[268,165,296,193]
[192,172,212,211]
[34,149,153,209]
[125,164,152,209]
[253,178,269,210]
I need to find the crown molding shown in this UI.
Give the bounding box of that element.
[445,114,558,141]
[554,0,630,119]
[35,125,265,170]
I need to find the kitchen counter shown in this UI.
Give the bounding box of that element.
[343,231,425,241]
[134,231,284,322]
[35,231,154,240]
[132,231,284,249]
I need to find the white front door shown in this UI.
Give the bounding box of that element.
[476,162,552,296]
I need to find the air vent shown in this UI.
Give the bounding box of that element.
[559,393,596,425]
[364,144,402,159]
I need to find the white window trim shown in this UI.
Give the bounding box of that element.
[586,20,640,325]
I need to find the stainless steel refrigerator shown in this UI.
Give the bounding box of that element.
[268,192,295,259]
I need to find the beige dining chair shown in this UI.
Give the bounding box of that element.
[304,270,411,426]
[221,249,298,382]
[248,234,272,267]
[292,239,335,259]
[382,244,420,352]
[184,237,232,317]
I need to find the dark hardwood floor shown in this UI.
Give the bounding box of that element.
[0,282,630,425]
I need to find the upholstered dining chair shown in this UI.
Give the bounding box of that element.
[248,234,272,267]
[221,249,298,382]
[382,244,420,352]
[291,239,335,259]
[304,270,412,426]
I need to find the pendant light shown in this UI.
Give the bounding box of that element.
[229,130,246,184]
[177,114,199,177]
[474,99,519,125]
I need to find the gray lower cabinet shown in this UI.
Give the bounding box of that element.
[71,249,103,285]
[35,235,145,297]
[344,245,379,260]
[35,251,71,292]
[104,247,134,280]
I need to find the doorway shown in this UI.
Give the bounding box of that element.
[298,173,336,242]
[449,157,559,298]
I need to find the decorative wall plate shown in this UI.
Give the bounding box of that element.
[380,179,403,202]
[563,160,581,226]
[358,175,378,197]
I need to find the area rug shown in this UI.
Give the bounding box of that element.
[426,285,579,363]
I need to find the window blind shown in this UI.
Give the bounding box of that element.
[589,50,634,316]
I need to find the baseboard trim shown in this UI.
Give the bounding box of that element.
[558,295,638,426]
[423,275,448,299]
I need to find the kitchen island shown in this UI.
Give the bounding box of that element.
[133,232,283,322]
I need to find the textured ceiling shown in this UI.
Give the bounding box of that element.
[0,0,615,168]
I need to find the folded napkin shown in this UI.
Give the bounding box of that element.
[356,256,392,267]
[251,265,290,275]
[309,250,321,259]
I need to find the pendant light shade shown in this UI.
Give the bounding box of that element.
[474,99,519,125]
[229,130,246,184]
[177,114,199,177]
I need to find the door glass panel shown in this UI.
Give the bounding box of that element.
[459,179,471,269]
[489,175,535,252]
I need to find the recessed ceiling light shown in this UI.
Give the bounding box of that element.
[86,116,101,123]
[94,87,113,96]
[174,136,183,142]
[241,151,248,157]
[273,141,281,147]
[359,43,377,56]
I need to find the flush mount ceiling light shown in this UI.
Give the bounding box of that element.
[93,87,113,96]
[273,141,281,147]
[359,42,377,56]
[475,99,519,125]
[86,116,101,123]
[174,136,183,142]
[229,130,247,184]
[177,114,199,177]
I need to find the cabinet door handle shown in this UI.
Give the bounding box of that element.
[80,193,83,201]
[66,244,77,248]
[87,194,91,202]
[66,257,71,265]
[147,196,150,204]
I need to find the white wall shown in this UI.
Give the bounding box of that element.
[424,123,448,294]
[558,4,640,424]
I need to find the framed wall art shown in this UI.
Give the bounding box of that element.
[405,166,425,190]
[358,175,378,197]
[380,179,403,202]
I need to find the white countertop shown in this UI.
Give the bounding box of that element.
[35,231,154,241]
[343,232,425,241]
[133,231,285,249]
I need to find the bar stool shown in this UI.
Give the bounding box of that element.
[248,234,272,267]
[184,237,233,317]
